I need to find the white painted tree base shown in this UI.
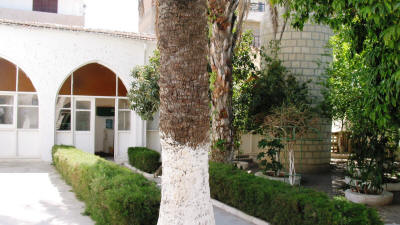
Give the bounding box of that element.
[344,189,393,206]
[157,137,215,225]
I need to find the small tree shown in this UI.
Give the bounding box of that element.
[261,104,318,185]
[128,50,160,121]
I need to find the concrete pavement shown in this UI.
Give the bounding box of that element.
[0,160,254,225]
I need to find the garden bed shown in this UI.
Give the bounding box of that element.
[210,162,383,225]
[52,145,160,225]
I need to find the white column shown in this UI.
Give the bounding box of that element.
[39,92,57,161]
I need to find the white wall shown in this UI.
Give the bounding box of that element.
[0,23,156,161]
[58,0,84,16]
[0,0,32,11]
[0,0,84,16]
[84,0,139,32]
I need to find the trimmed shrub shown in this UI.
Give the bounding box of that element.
[128,147,161,173]
[52,145,160,225]
[209,162,383,225]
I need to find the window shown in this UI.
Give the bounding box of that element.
[0,95,14,125]
[118,99,130,130]
[17,94,39,129]
[57,64,131,133]
[33,0,58,13]
[56,97,71,131]
[0,58,38,129]
[75,100,91,131]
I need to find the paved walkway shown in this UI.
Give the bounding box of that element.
[0,161,254,225]
[0,160,93,225]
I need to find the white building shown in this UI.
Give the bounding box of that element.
[0,0,156,162]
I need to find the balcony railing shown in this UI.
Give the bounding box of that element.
[249,2,265,12]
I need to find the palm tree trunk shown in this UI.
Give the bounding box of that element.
[156,0,215,224]
[209,0,247,162]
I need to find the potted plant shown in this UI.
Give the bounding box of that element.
[344,131,395,206]
[255,138,301,185]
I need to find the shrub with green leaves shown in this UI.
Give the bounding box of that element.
[52,145,160,225]
[128,50,160,121]
[209,162,383,225]
[257,139,284,176]
[128,147,161,173]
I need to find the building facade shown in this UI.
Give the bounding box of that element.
[0,0,156,161]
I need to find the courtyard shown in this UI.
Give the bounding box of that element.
[0,160,257,225]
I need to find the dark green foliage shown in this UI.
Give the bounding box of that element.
[347,128,400,193]
[257,139,284,176]
[233,41,311,133]
[128,147,161,173]
[322,35,400,191]
[209,162,383,225]
[52,145,160,225]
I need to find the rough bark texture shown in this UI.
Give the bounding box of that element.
[156,0,215,224]
[208,0,239,162]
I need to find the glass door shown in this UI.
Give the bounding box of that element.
[74,98,95,154]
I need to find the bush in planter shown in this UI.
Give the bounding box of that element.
[52,145,160,225]
[209,162,383,225]
[347,127,400,194]
[257,138,284,176]
[128,147,161,173]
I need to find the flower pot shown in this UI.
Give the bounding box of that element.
[255,171,301,185]
[344,189,393,206]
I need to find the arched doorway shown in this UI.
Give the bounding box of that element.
[0,57,39,158]
[55,63,130,160]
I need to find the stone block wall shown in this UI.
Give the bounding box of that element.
[239,7,333,173]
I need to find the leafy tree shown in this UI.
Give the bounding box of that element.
[233,41,312,133]
[273,0,400,129]
[128,50,160,121]
[280,0,400,192]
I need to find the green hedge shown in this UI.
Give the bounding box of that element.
[209,162,383,225]
[52,145,160,225]
[128,147,161,173]
[52,146,382,225]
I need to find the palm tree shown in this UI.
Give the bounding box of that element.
[209,0,249,162]
[156,0,215,224]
